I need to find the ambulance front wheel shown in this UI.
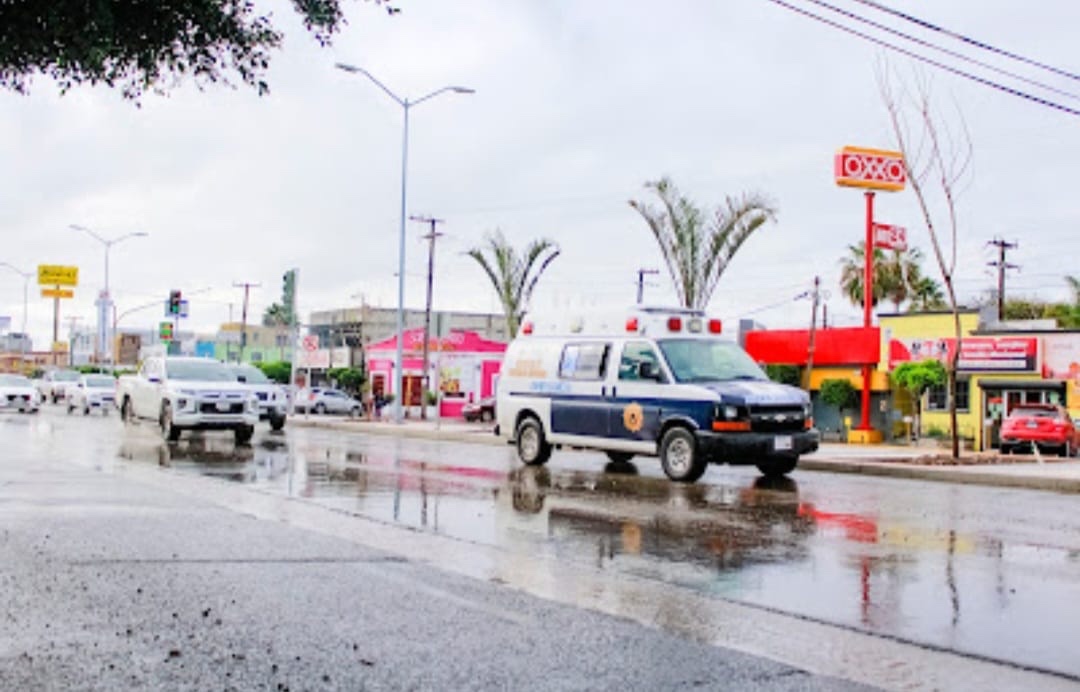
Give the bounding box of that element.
[659,427,707,483]
[516,417,552,466]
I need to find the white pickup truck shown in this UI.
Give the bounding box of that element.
[117,356,260,444]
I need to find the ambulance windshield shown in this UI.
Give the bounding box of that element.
[657,339,768,384]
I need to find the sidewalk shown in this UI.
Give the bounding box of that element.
[289,415,1080,494]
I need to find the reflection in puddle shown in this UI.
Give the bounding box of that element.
[131,432,1080,679]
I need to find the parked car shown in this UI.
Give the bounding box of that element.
[0,374,41,413]
[1000,404,1080,457]
[36,369,81,404]
[295,387,362,416]
[66,374,116,415]
[462,396,496,422]
[227,364,288,431]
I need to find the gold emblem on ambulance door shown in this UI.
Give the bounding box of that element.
[623,403,644,433]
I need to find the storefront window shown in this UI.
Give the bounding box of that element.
[927,378,970,412]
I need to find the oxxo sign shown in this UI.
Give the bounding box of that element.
[834,146,906,192]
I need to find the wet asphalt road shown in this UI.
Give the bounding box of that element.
[4,407,1080,690]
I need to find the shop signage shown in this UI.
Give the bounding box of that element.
[889,337,1039,373]
[834,146,906,192]
[872,223,907,251]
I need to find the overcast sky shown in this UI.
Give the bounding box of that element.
[2,0,1078,348]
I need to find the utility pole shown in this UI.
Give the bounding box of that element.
[803,276,821,391]
[410,215,444,420]
[987,238,1019,322]
[233,281,260,363]
[636,268,660,304]
[65,315,82,367]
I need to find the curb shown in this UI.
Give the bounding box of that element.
[288,418,1080,494]
[798,458,1080,494]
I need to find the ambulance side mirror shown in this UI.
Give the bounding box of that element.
[638,362,661,381]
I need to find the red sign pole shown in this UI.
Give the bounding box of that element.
[859,191,875,431]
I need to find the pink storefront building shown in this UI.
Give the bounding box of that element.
[366,328,506,418]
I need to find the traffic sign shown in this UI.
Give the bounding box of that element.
[37,265,79,286]
[159,321,174,341]
[302,334,319,352]
[834,146,906,192]
[41,288,75,299]
[873,223,907,251]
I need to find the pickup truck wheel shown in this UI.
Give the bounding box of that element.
[66,402,74,414]
[269,415,285,431]
[121,398,134,425]
[234,425,255,446]
[516,417,552,466]
[160,403,182,442]
[659,427,707,483]
[314,402,327,415]
[756,456,799,477]
[83,405,90,416]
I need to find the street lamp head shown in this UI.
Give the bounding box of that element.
[335,62,361,74]
[450,87,475,94]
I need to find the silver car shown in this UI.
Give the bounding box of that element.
[228,364,288,431]
[296,387,363,416]
[67,374,117,415]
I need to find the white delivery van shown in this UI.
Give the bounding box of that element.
[495,306,818,483]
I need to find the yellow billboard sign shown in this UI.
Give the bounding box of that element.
[38,265,79,286]
[41,288,75,299]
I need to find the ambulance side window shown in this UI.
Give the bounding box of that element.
[559,343,609,381]
[619,342,663,382]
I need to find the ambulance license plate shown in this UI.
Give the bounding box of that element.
[774,436,793,451]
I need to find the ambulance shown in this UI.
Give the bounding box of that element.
[495,306,819,483]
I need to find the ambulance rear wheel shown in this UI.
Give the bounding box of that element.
[659,427,706,483]
[516,417,551,466]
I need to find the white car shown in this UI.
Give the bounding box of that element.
[37,369,81,404]
[227,363,288,431]
[0,373,41,413]
[66,374,117,416]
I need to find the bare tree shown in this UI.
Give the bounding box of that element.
[880,68,973,458]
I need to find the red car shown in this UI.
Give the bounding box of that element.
[999,404,1079,457]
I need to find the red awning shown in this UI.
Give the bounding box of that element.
[744,327,880,366]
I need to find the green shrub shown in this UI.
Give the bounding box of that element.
[765,364,801,387]
[820,379,858,412]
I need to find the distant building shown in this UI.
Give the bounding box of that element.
[308,305,510,353]
[0,332,32,353]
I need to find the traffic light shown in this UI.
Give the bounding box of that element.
[168,289,182,315]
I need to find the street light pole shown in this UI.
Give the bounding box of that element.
[70,224,148,365]
[0,262,31,363]
[335,63,473,423]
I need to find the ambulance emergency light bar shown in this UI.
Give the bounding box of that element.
[519,307,721,337]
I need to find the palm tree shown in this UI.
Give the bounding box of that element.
[908,275,947,311]
[262,303,288,327]
[466,229,560,337]
[838,241,895,309]
[840,243,943,312]
[1067,275,1080,304]
[629,177,775,309]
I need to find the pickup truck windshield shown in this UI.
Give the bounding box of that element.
[85,376,115,388]
[166,360,234,382]
[54,371,80,382]
[657,339,768,384]
[0,374,32,386]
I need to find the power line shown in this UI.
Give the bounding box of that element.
[764,0,1080,117]
[799,0,1080,102]
[849,0,1080,83]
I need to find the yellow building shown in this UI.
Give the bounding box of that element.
[880,311,1073,451]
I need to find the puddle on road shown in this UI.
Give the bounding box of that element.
[116,431,1080,680]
